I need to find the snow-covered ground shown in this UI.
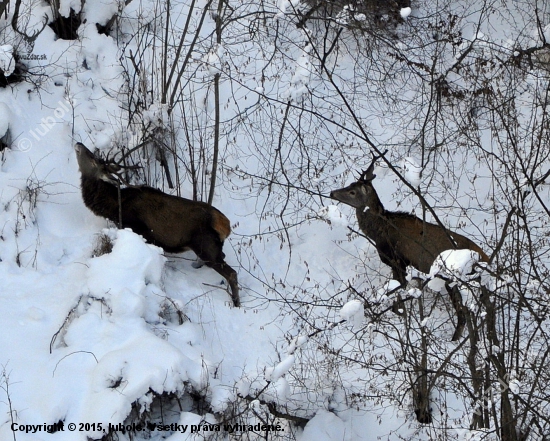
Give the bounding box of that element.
[0,0,548,440]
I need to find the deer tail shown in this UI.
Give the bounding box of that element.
[212,209,231,242]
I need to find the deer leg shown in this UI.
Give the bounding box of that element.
[192,258,204,269]
[446,280,466,341]
[192,234,240,307]
[390,264,408,316]
[207,260,240,307]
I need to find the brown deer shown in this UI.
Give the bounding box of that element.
[330,152,488,285]
[331,152,489,423]
[75,142,240,307]
[330,152,488,340]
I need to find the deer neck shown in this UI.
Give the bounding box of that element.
[357,203,384,219]
[80,175,121,223]
[358,188,385,216]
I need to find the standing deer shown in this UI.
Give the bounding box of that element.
[330,152,488,341]
[331,152,489,423]
[330,152,489,286]
[75,143,240,307]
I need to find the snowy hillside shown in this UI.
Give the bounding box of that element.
[0,0,549,440]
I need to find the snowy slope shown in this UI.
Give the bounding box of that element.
[0,0,548,440]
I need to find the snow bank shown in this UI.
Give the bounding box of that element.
[82,0,120,25]
[429,249,482,279]
[35,228,209,438]
[86,229,165,302]
[300,410,346,441]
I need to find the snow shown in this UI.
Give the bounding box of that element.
[59,0,83,16]
[266,355,295,382]
[427,275,447,292]
[402,156,421,187]
[86,229,164,300]
[0,0,544,440]
[339,299,364,328]
[400,7,412,19]
[284,40,313,102]
[82,0,120,25]
[287,334,308,354]
[335,4,366,26]
[0,45,14,76]
[429,249,481,279]
[318,204,347,226]
[202,44,225,76]
[276,0,301,17]
[509,378,521,395]
[407,287,422,298]
[301,411,346,441]
[0,101,10,138]
[385,279,402,291]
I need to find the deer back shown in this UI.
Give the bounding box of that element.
[122,187,230,251]
[375,212,488,275]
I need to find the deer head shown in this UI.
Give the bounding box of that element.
[75,143,138,185]
[330,150,387,211]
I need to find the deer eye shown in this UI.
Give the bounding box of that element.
[349,190,356,196]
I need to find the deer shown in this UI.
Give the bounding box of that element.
[75,142,240,307]
[330,151,489,340]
